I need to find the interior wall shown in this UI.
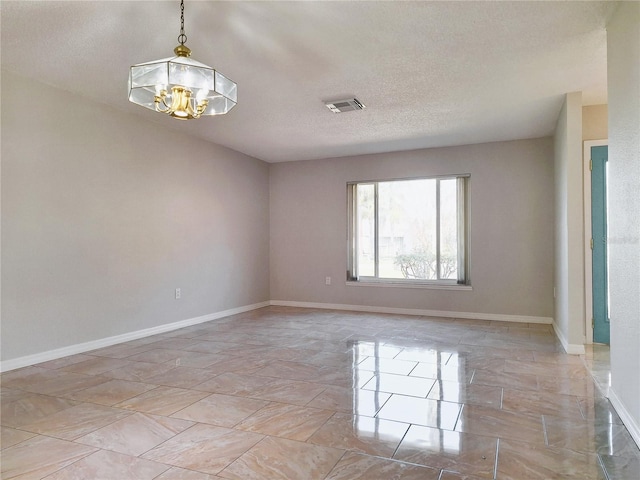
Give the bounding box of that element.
[1,71,270,363]
[270,138,555,320]
[582,104,608,141]
[607,1,640,443]
[553,92,585,353]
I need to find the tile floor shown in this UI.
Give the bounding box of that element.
[1,306,639,479]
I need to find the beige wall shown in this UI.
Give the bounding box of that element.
[582,104,608,141]
[607,1,640,445]
[553,92,585,353]
[270,138,555,320]
[1,71,270,363]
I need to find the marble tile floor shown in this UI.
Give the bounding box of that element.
[1,306,639,479]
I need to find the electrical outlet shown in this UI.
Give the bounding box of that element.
[325,276,331,285]
[175,288,181,299]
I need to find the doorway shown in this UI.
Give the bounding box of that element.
[585,142,610,344]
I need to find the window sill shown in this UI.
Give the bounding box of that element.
[345,281,472,291]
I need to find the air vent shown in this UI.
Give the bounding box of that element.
[324,98,366,113]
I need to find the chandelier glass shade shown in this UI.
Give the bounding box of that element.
[128,1,237,119]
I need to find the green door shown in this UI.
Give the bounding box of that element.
[591,146,609,344]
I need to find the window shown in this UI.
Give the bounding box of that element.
[347,175,469,286]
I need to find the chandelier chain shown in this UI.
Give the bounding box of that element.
[178,0,187,46]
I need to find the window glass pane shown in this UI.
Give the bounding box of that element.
[357,184,375,277]
[439,179,458,279]
[349,175,467,284]
[380,179,437,280]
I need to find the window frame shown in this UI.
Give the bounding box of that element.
[347,174,470,287]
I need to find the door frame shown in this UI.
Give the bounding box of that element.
[583,139,608,344]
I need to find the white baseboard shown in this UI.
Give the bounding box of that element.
[551,321,586,355]
[270,300,553,324]
[0,301,269,373]
[609,387,640,450]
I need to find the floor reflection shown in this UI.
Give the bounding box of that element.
[348,340,468,452]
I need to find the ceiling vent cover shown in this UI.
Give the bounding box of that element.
[325,98,366,113]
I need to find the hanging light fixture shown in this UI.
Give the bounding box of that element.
[128,0,237,119]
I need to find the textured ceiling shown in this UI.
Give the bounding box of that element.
[1,1,615,163]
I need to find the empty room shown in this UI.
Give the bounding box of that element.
[1,1,639,479]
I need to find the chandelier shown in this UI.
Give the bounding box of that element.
[128,0,237,119]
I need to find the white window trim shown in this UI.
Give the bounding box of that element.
[345,280,473,291]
